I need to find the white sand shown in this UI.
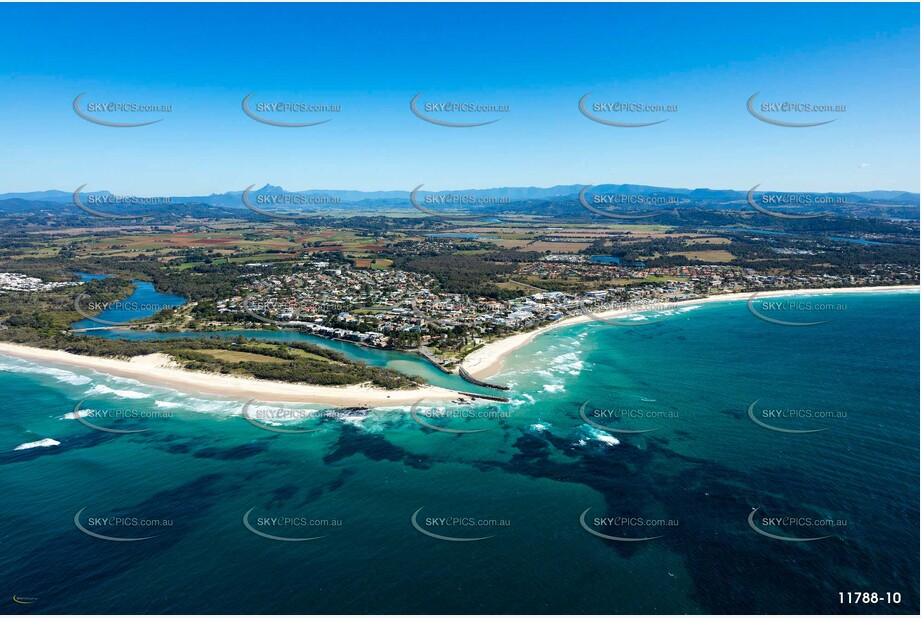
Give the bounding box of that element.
[460,285,919,379]
[0,344,461,406]
[0,285,915,398]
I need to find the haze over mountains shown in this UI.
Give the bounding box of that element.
[1,184,918,220]
[2,184,918,203]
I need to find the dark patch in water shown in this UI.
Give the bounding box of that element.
[324,425,433,469]
[717,407,745,420]
[2,473,226,613]
[267,483,299,508]
[1,430,119,465]
[193,441,268,460]
[296,469,354,508]
[465,421,920,614]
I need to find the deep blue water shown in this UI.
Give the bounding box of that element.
[70,273,186,330]
[0,291,917,613]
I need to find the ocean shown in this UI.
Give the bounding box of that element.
[1,290,917,614]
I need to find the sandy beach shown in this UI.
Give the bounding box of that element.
[460,285,920,379]
[0,286,916,400]
[0,343,462,407]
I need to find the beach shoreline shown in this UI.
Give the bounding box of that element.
[0,285,916,401]
[0,343,461,407]
[459,285,920,380]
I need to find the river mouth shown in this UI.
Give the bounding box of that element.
[68,273,489,394]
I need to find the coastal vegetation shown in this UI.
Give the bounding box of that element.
[0,325,422,389]
[0,205,916,388]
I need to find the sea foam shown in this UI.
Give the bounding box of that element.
[86,384,150,400]
[0,358,92,386]
[14,438,60,450]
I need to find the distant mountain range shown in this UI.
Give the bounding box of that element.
[1,184,918,219]
[3,183,918,203]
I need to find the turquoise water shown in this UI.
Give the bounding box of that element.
[1,291,917,613]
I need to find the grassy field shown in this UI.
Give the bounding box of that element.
[245,342,343,364]
[668,250,735,262]
[194,349,287,364]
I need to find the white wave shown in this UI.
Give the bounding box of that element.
[86,384,150,400]
[0,358,92,385]
[154,400,183,409]
[14,438,60,451]
[622,313,650,321]
[62,408,94,419]
[596,434,620,446]
[584,426,620,446]
[509,393,535,407]
[338,414,370,429]
[176,399,240,415]
[530,423,549,432]
[541,384,565,393]
[548,351,584,376]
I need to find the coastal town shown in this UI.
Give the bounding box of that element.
[0,272,81,292]
[211,255,917,365]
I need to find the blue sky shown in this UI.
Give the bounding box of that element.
[0,2,917,195]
